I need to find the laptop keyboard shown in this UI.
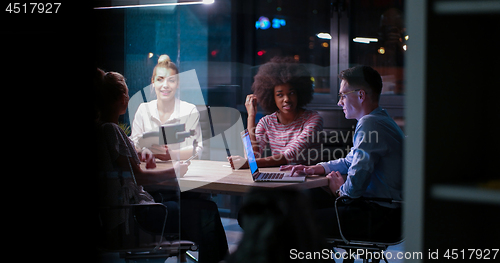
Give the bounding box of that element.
[260,172,284,180]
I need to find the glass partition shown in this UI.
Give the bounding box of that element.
[94,0,406,121]
[252,0,332,94]
[94,3,243,261]
[348,0,406,95]
[95,1,186,258]
[94,0,406,260]
[346,0,406,124]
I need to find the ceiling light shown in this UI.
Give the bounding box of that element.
[94,0,213,10]
[316,33,332,40]
[353,37,378,44]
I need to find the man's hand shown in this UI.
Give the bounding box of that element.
[326,171,345,194]
[280,164,325,177]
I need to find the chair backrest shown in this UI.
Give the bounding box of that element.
[97,204,198,262]
[314,109,357,162]
[332,196,404,246]
[98,204,169,250]
[196,105,212,160]
[326,197,403,263]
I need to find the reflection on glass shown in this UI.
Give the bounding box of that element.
[349,0,406,95]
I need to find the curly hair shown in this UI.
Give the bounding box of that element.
[252,57,314,113]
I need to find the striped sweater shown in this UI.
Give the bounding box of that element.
[255,110,323,164]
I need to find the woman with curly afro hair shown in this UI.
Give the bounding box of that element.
[229,57,323,169]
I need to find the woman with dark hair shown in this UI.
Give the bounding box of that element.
[95,69,228,263]
[230,57,323,168]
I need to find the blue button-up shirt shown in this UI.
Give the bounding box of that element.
[319,107,404,208]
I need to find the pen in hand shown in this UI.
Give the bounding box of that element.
[182,153,198,164]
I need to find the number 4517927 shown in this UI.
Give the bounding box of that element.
[6,3,61,14]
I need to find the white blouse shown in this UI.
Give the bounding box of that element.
[130,98,203,157]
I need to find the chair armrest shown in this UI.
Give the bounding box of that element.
[336,195,403,205]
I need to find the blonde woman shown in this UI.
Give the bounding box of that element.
[130,55,203,161]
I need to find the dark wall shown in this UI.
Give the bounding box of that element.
[424,1,500,255]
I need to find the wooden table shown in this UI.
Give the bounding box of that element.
[141,160,329,195]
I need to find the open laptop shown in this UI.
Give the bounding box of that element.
[240,129,306,182]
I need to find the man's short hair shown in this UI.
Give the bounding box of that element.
[339,66,383,101]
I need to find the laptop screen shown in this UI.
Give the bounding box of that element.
[241,130,259,177]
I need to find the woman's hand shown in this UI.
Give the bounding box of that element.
[245,94,258,118]
[140,147,156,169]
[245,94,259,154]
[227,155,249,169]
[174,161,190,178]
[150,144,171,161]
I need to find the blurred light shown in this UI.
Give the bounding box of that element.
[322,42,329,48]
[378,47,386,54]
[294,55,300,61]
[148,52,154,59]
[277,7,282,11]
[403,44,407,51]
[316,33,332,40]
[211,50,219,57]
[272,18,286,29]
[405,35,409,41]
[257,50,266,56]
[94,0,214,10]
[257,17,285,30]
[255,16,271,30]
[353,37,378,44]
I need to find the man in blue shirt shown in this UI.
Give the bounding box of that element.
[281,66,404,238]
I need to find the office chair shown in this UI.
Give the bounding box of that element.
[98,203,198,263]
[327,196,404,263]
[196,105,212,160]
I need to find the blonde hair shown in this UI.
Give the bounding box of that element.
[151,54,179,83]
